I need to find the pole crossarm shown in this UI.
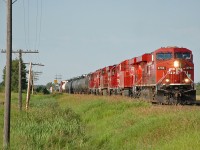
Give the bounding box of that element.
[24,63,44,66]
[33,71,43,74]
[1,49,39,54]
[33,72,43,76]
[3,0,19,4]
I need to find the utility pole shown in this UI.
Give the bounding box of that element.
[15,50,39,110]
[4,0,12,148]
[19,50,22,110]
[32,71,42,94]
[1,49,39,111]
[55,74,62,81]
[54,74,62,84]
[25,63,44,110]
[26,62,32,110]
[54,74,62,92]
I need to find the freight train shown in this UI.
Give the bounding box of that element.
[61,47,196,104]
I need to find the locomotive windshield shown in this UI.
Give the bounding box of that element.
[156,52,172,60]
[175,52,191,59]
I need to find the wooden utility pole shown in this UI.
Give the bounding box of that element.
[4,0,12,148]
[32,71,42,94]
[18,50,39,110]
[26,62,32,110]
[55,74,62,81]
[25,63,44,110]
[1,49,39,111]
[18,50,22,110]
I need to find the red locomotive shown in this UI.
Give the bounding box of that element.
[64,46,196,104]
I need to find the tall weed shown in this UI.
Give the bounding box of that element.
[10,96,86,150]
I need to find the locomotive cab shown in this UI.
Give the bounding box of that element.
[154,47,196,104]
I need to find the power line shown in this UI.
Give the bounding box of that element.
[34,0,38,50]
[12,0,18,4]
[38,0,43,49]
[23,0,28,49]
[27,0,30,48]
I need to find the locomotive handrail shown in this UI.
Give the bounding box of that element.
[156,70,194,86]
[183,71,194,83]
[135,77,143,85]
[156,71,171,85]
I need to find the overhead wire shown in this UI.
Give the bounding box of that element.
[34,0,38,50]
[0,0,6,81]
[36,0,43,66]
[22,0,28,49]
[12,0,18,4]
[31,0,43,81]
[38,0,43,50]
[27,0,30,48]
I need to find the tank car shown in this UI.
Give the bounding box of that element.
[60,80,68,92]
[65,75,89,94]
[65,79,73,94]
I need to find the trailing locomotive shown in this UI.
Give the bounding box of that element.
[62,47,196,104]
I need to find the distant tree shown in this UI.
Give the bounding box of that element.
[46,82,53,90]
[35,85,50,94]
[35,86,44,93]
[0,82,4,92]
[43,87,50,94]
[45,82,60,93]
[1,58,27,92]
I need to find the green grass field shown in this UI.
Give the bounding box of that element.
[0,93,200,149]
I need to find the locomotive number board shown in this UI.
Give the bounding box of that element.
[157,66,166,70]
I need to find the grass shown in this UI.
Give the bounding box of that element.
[196,95,200,100]
[0,93,200,149]
[0,93,86,149]
[57,94,200,149]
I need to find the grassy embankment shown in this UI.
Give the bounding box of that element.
[0,93,200,149]
[0,93,85,149]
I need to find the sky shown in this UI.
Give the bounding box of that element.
[0,0,200,85]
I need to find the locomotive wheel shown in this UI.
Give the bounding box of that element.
[122,90,129,97]
[169,97,178,105]
[103,89,108,96]
[108,89,112,96]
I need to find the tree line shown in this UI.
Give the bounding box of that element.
[0,58,27,92]
[0,58,49,94]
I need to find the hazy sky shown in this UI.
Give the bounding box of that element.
[0,0,200,85]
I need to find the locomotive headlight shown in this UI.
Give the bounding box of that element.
[174,60,180,68]
[184,78,190,83]
[165,79,170,83]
